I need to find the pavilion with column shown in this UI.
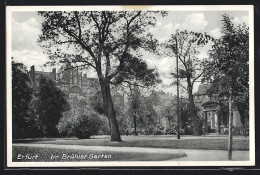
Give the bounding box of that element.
[195,85,243,134]
[201,101,221,134]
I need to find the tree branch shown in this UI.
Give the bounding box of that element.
[56,40,77,44]
[104,51,111,77]
[192,70,204,87]
[62,27,98,64]
[90,11,101,43]
[74,11,82,40]
[61,62,94,71]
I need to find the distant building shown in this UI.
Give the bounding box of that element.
[28,62,100,97]
[195,84,243,134]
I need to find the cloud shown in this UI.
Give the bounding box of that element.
[12,50,50,71]
[145,56,177,94]
[156,21,162,26]
[146,56,174,74]
[173,13,208,32]
[242,15,249,25]
[11,14,51,71]
[181,13,208,31]
[165,23,173,29]
[12,17,42,51]
[232,15,249,26]
[209,28,222,39]
[154,13,208,43]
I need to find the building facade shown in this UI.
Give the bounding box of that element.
[28,63,100,97]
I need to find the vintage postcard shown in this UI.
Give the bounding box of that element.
[6,5,255,167]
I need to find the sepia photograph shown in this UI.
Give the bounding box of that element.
[6,5,254,167]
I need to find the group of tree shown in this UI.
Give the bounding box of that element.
[38,10,204,139]
[12,60,70,139]
[121,86,194,136]
[124,85,159,135]
[12,61,34,138]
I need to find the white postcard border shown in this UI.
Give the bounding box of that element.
[6,5,255,167]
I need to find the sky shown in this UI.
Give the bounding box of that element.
[10,9,249,95]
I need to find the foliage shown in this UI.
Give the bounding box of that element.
[58,94,110,137]
[111,88,127,134]
[126,85,142,135]
[152,91,175,132]
[73,113,103,139]
[12,61,34,138]
[140,94,158,134]
[89,90,105,115]
[125,86,159,135]
[178,97,193,129]
[32,76,70,137]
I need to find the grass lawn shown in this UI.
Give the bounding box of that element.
[12,146,185,162]
[13,135,249,151]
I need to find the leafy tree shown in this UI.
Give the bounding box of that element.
[127,84,142,135]
[138,91,158,135]
[38,11,165,141]
[202,14,249,159]
[32,76,70,137]
[151,91,174,133]
[12,61,34,138]
[124,85,159,135]
[165,30,214,135]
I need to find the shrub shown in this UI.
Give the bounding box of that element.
[58,104,105,139]
[73,112,103,139]
[221,127,249,136]
[182,125,193,135]
[164,128,175,135]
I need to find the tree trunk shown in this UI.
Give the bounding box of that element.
[147,117,150,135]
[228,93,233,160]
[133,113,137,136]
[187,76,200,135]
[203,111,208,135]
[168,117,171,131]
[99,78,121,141]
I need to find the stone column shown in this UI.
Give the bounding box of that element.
[211,111,215,130]
[215,112,220,134]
